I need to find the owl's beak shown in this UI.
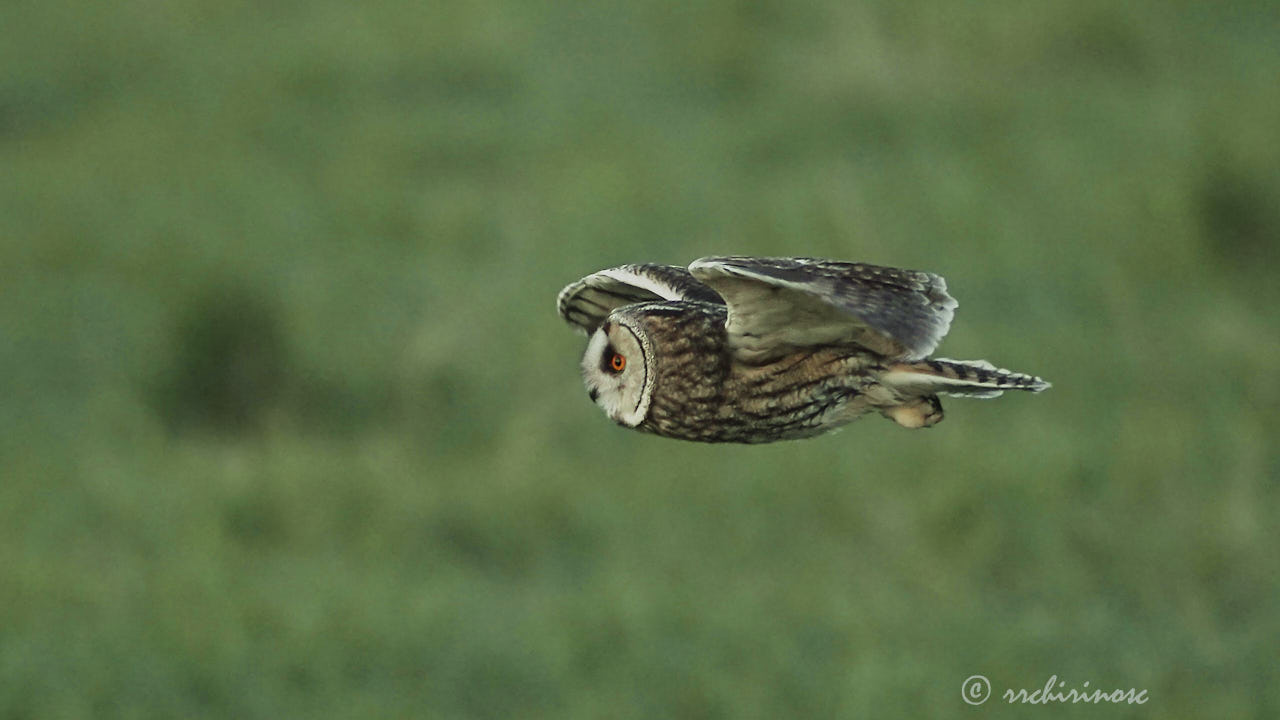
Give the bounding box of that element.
[587,388,599,402]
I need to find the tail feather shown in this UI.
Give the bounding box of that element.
[881,358,1050,399]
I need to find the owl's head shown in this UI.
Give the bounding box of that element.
[580,316,654,427]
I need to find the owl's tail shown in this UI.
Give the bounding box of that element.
[881,358,1051,399]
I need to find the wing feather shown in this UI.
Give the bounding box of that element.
[557,264,723,333]
[688,256,956,362]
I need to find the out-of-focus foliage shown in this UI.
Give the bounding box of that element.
[1,0,1277,717]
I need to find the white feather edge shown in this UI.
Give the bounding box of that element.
[558,267,693,335]
[595,267,689,301]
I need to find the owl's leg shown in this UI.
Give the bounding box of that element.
[882,395,944,429]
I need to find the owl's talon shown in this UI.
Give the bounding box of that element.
[882,396,944,429]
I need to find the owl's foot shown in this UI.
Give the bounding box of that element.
[883,395,944,429]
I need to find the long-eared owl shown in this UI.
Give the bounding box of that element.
[557,256,1049,444]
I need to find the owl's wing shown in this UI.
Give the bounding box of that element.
[688,256,957,362]
[557,264,724,333]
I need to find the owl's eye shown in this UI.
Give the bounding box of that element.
[609,353,626,373]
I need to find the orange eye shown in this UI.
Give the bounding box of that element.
[609,353,626,372]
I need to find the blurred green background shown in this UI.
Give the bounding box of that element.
[2,0,1278,717]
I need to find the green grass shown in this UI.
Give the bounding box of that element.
[2,0,1278,717]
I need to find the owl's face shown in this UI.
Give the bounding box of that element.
[580,317,653,427]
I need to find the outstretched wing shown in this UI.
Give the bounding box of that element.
[557,264,725,333]
[688,256,956,362]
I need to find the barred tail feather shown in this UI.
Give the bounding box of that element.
[881,358,1050,399]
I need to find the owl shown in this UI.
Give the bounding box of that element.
[557,256,1049,443]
